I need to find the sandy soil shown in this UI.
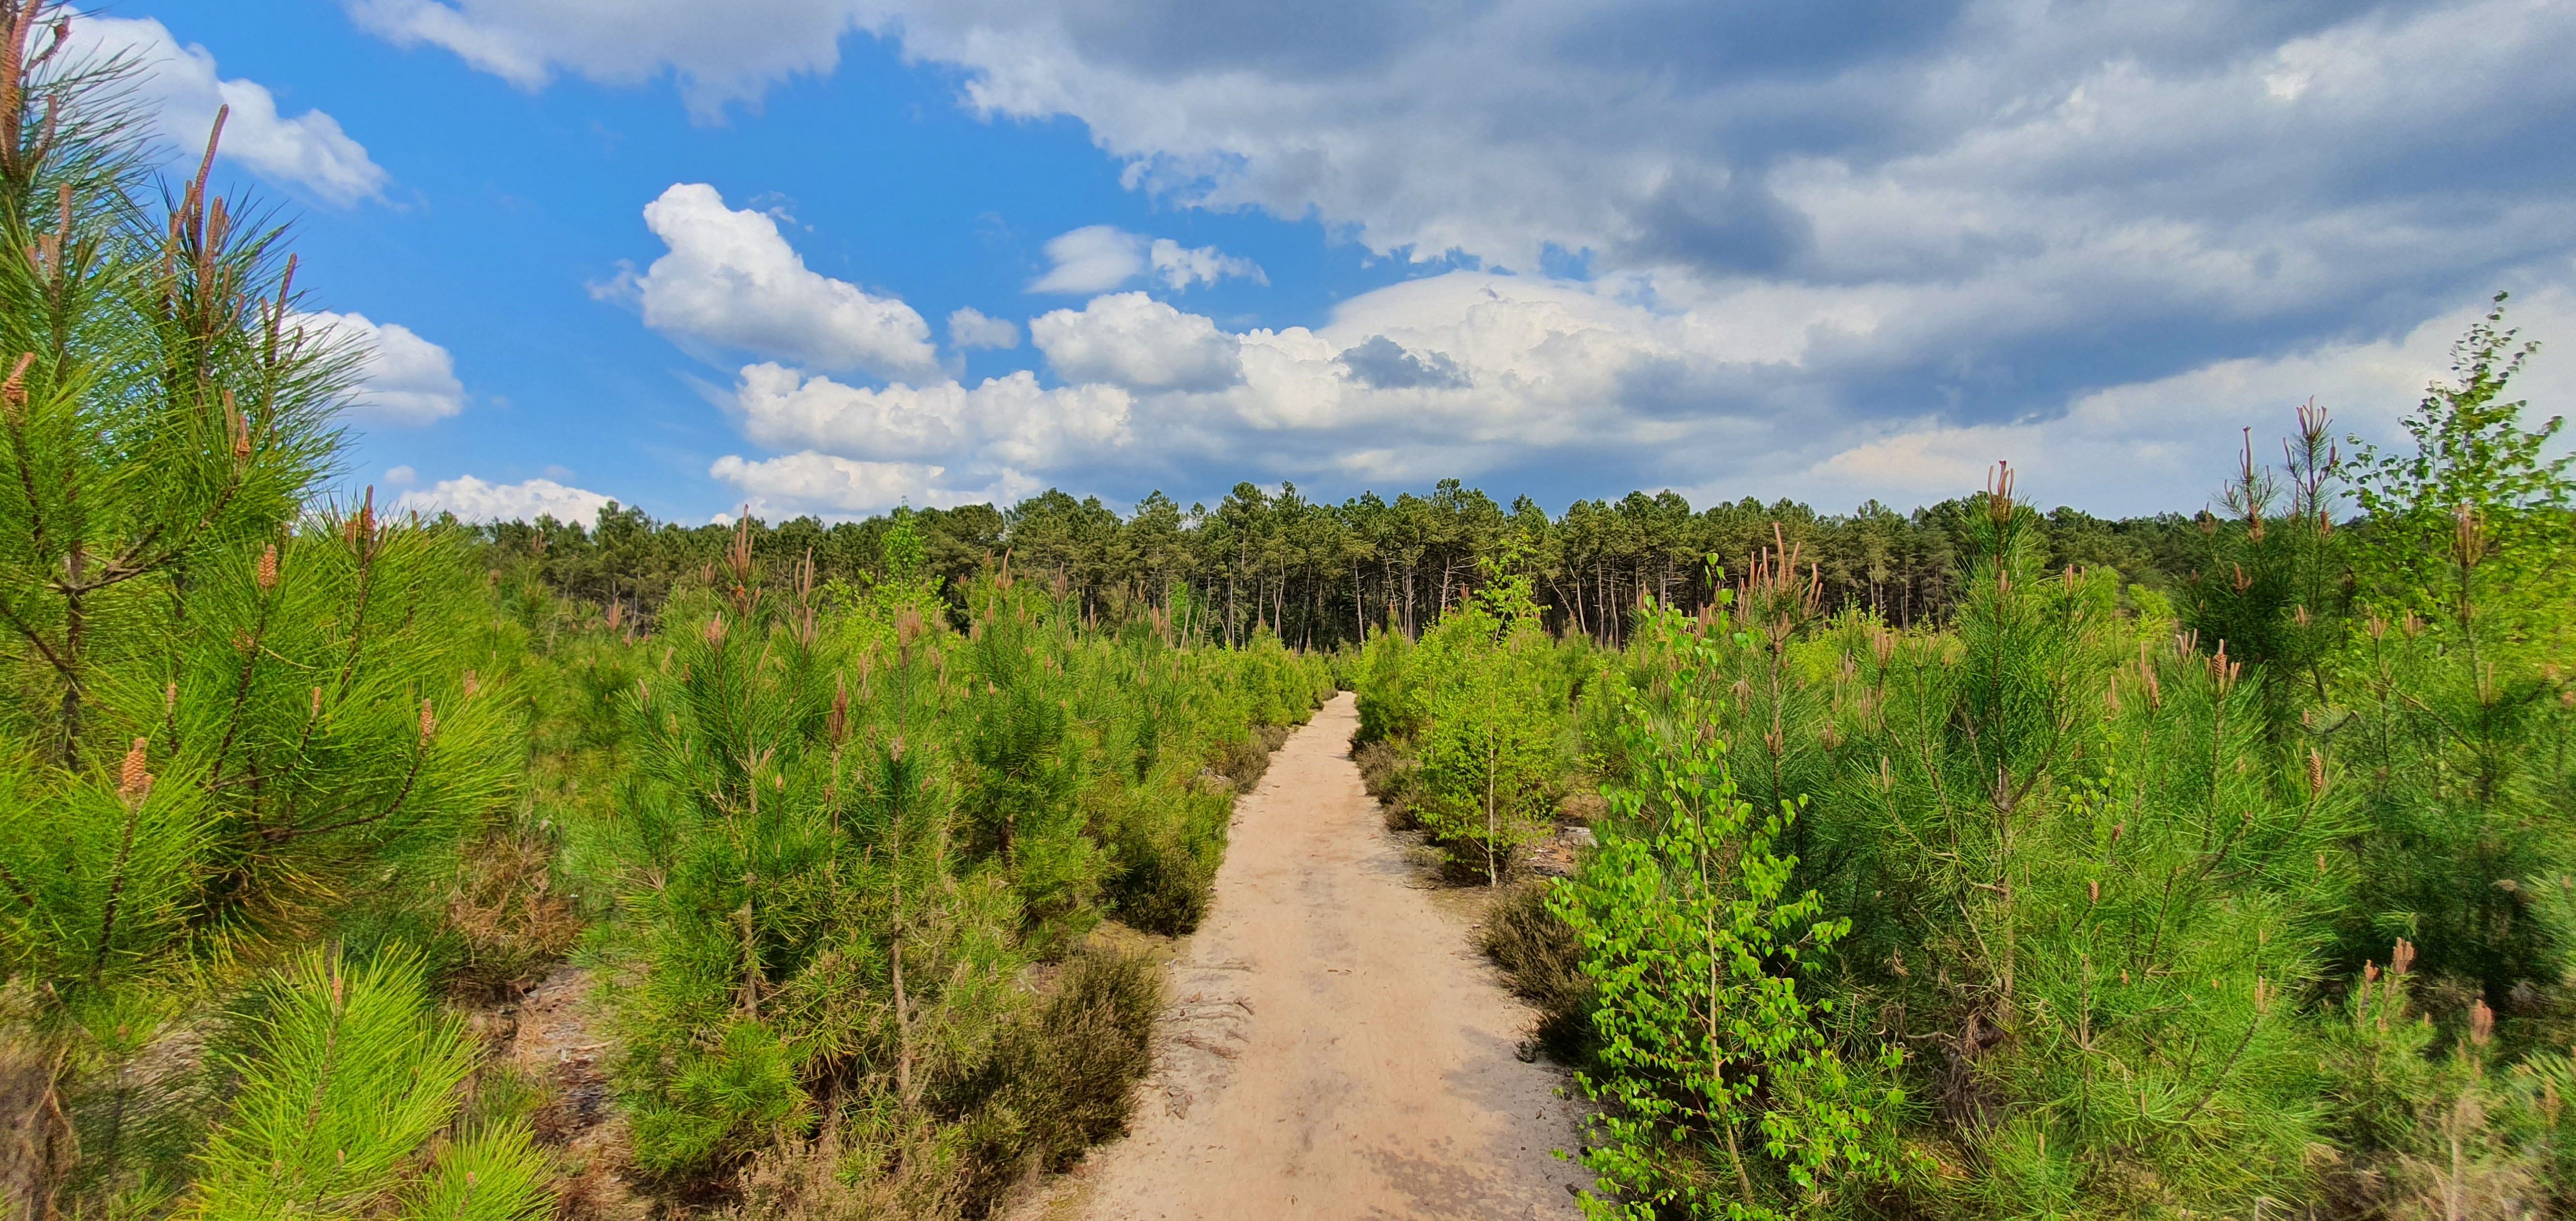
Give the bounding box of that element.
[1033,692,1588,1220]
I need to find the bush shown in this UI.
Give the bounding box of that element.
[1480,882,1592,1063]
[1098,783,1229,936]
[943,949,1162,1215]
[1353,741,1422,831]
[1209,728,1281,792]
[1004,949,1162,1170]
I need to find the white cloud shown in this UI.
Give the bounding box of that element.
[294,311,467,424]
[345,0,861,121]
[70,16,388,205]
[947,306,1020,350]
[617,183,937,379]
[395,475,612,523]
[1029,225,1262,294]
[1792,288,2576,515]
[685,263,2571,517]
[709,452,1040,517]
[384,464,418,486]
[352,0,2576,511]
[1148,238,1265,291]
[732,362,1133,468]
[1029,225,1145,295]
[1031,292,1242,391]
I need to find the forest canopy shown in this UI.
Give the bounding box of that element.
[473,480,2212,649]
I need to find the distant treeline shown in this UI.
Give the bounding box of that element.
[470,479,2214,647]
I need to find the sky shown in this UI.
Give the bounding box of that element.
[88,0,2576,524]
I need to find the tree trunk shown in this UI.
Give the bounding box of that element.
[1485,736,1499,888]
[1353,562,1365,642]
[1403,565,1417,641]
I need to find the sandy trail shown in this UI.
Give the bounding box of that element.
[1055,692,1587,1220]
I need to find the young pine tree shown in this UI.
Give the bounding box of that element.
[954,571,1098,945]
[605,533,1025,1177]
[0,10,520,1214]
[1821,467,2342,1214]
[183,946,552,1221]
[2181,403,2351,742]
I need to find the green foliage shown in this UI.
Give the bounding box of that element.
[1413,623,1560,884]
[402,1123,556,1221]
[593,531,1327,1197]
[2338,611,2576,997]
[0,20,531,1216]
[1093,778,1230,935]
[628,1021,812,1175]
[1352,625,1423,746]
[2349,292,2575,651]
[2180,403,2351,739]
[183,945,551,1221]
[1357,542,1581,882]
[1556,599,1902,1219]
[955,577,1097,944]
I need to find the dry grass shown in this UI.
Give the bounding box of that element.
[443,821,584,1002]
[1479,881,1593,1063]
[1353,741,1421,831]
[1210,723,1290,792]
[0,1018,69,1221]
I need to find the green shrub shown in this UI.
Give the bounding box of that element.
[1556,599,1903,1219]
[1098,782,1228,936]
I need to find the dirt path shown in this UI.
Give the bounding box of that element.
[1040,692,1588,1220]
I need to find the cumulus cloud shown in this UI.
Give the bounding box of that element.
[361,0,2576,509]
[1148,237,1265,291]
[615,183,938,379]
[947,306,1020,350]
[694,261,2576,518]
[346,0,860,121]
[1029,225,1263,294]
[395,475,612,523]
[294,311,468,424]
[1028,225,1142,295]
[709,453,1041,516]
[1792,288,2576,515]
[1337,335,1467,390]
[1031,292,1241,391]
[704,361,1126,519]
[731,362,1133,468]
[70,16,387,204]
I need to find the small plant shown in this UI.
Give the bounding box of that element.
[1554,596,1901,1218]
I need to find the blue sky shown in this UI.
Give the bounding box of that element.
[91,0,2576,523]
